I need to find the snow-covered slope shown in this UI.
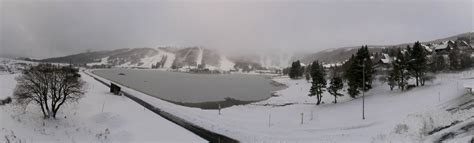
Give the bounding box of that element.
[41,47,238,71]
[0,58,37,74]
[90,67,474,142]
[0,73,206,143]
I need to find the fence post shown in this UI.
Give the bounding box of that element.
[438,92,440,102]
[268,113,271,127]
[102,102,105,112]
[301,113,304,125]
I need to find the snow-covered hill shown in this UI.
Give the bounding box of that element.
[298,32,473,65]
[0,58,37,74]
[40,47,237,71]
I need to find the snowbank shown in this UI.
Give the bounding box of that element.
[0,73,205,143]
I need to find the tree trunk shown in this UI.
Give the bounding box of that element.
[416,76,419,86]
[52,110,57,119]
[421,78,425,86]
[39,102,47,118]
[334,96,337,104]
[316,94,321,105]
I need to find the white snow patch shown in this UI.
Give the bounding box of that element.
[219,55,235,71]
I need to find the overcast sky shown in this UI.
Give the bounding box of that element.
[1,0,472,59]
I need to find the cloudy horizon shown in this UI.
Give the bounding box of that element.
[1,0,473,59]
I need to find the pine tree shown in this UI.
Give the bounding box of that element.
[345,55,359,98]
[299,65,306,78]
[360,46,375,91]
[393,49,410,91]
[309,61,326,105]
[407,41,428,86]
[289,60,302,79]
[448,47,461,70]
[328,76,343,103]
[344,45,374,98]
[387,70,398,91]
[305,64,312,82]
[429,53,446,73]
[460,51,473,70]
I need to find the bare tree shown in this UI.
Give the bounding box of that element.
[14,64,85,119]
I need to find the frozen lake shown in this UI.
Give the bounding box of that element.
[92,69,280,108]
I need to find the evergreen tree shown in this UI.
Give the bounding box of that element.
[460,52,473,70]
[429,53,446,73]
[360,46,375,91]
[309,61,326,105]
[299,65,306,78]
[407,41,428,86]
[289,60,302,79]
[305,64,312,82]
[282,67,290,75]
[328,76,343,103]
[393,49,410,91]
[448,47,461,70]
[387,70,398,91]
[344,45,374,98]
[345,55,359,98]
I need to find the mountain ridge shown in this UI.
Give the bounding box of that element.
[38,32,473,70]
[299,32,473,64]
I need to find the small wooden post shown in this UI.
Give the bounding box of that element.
[102,102,105,112]
[301,113,304,125]
[438,92,440,102]
[218,104,221,115]
[268,113,271,127]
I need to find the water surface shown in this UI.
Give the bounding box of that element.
[92,69,280,108]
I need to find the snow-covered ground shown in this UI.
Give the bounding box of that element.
[88,69,474,142]
[0,73,205,143]
[2,60,473,142]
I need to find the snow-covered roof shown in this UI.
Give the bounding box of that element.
[434,43,448,50]
[421,44,432,52]
[300,63,306,67]
[323,63,342,68]
[380,59,390,64]
[379,54,392,64]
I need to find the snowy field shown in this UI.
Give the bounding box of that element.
[1,67,473,143]
[88,69,474,142]
[0,73,205,143]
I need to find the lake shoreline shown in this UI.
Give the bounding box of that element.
[91,69,287,109]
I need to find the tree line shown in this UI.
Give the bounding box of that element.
[287,41,473,105]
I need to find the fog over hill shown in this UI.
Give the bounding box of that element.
[38,32,473,70]
[299,32,474,64]
[1,0,472,59]
[40,47,230,69]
